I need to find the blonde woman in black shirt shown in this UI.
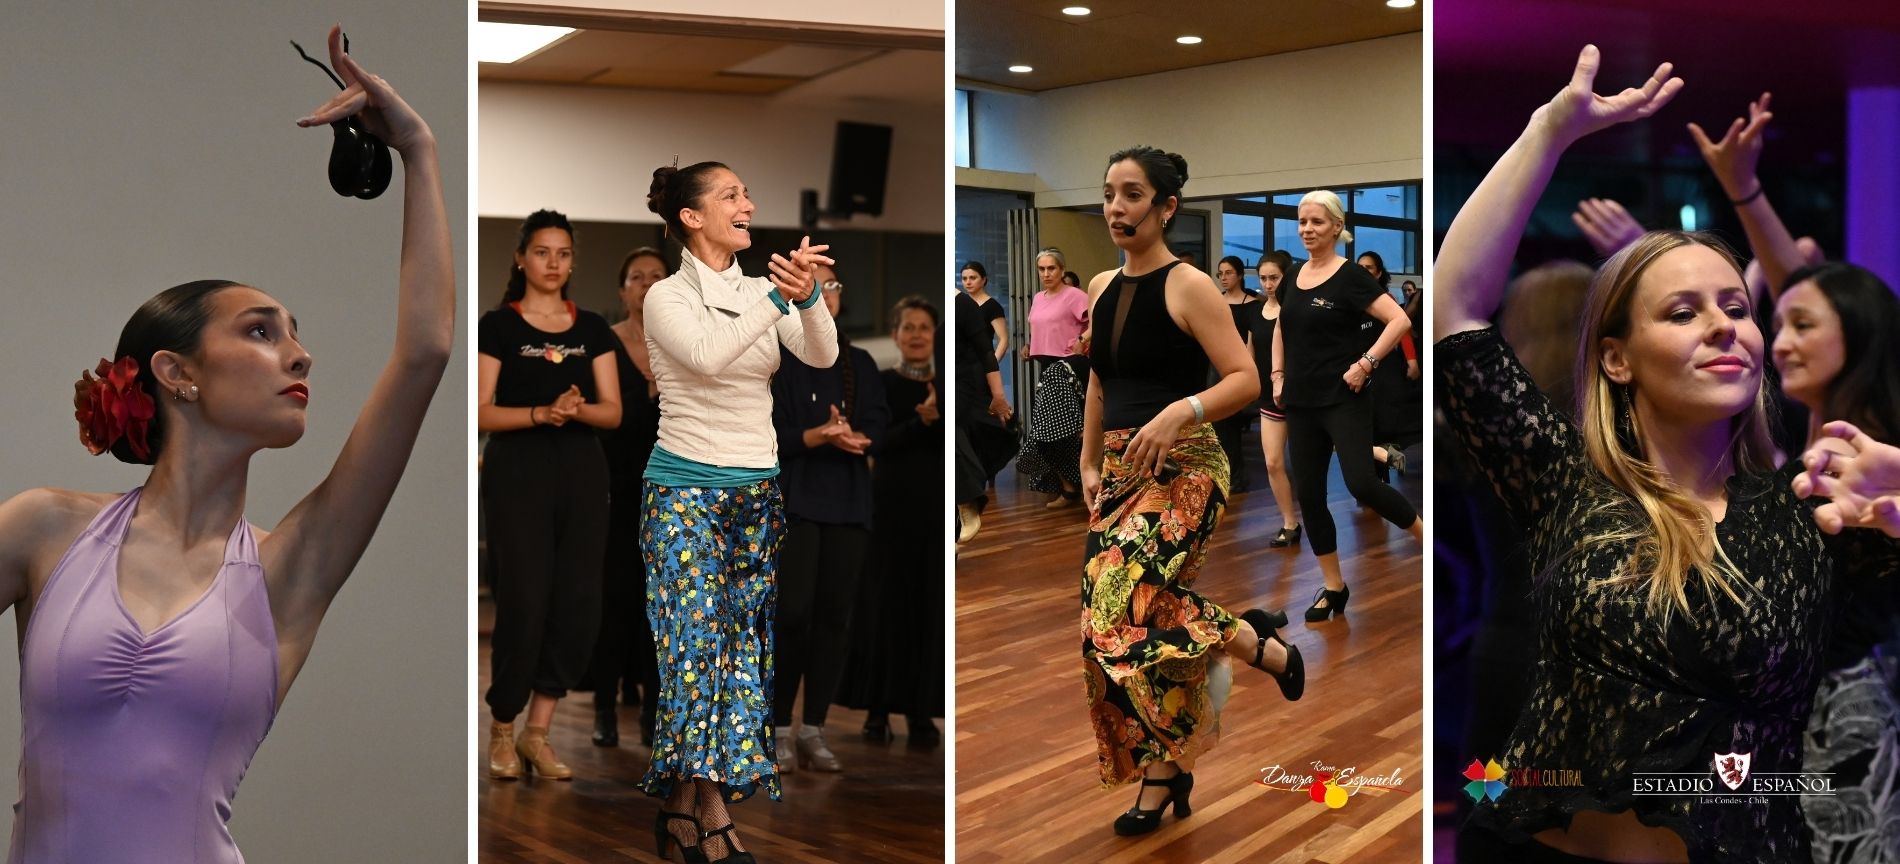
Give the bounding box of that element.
[1269,191,1422,622]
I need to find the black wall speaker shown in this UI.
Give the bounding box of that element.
[827,121,893,218]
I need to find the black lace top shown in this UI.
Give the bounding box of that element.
[1438,327,1900,863]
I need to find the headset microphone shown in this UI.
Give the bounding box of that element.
[1118,205,1152,238]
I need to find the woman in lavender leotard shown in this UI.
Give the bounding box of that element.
[0,28,451,863]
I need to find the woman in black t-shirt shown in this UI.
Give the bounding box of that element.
[1270,191,1421,623]
[961,261,1009,363]
[584,246,668,749]
[476,209,623,781]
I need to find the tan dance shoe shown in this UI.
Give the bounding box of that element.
[956,504,981,543]
[516,725,573,780]
[796,731,843,773]
[489,721,522,780]
[775,730,797,776]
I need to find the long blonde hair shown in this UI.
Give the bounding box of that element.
[1571,231,1778,620]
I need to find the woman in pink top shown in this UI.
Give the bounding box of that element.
[1020,247,1091,508]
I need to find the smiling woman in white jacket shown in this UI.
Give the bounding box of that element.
[638,159,835,864]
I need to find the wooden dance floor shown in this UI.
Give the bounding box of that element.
[955,448,1424,863]
[478,607,946,863]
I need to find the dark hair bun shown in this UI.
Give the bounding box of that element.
[1167,152,1189,185]
[647,166,677,216]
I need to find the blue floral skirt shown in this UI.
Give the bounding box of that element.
[639,479,784,802]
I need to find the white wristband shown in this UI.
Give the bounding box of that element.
[1185,395,1205,425]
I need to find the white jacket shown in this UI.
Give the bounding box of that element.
[645,248,838,469]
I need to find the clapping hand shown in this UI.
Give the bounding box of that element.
[810,404,872,455]
[917,382,939,425]
[769,235,835,306]
[545,385,583,426]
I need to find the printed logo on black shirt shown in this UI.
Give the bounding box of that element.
[518,343,589,364]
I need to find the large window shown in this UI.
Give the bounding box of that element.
[954,89,971,169]
[1218,181,1422,295]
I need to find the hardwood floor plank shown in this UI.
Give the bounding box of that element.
[477,607,945,862]
[956,453,1424,862]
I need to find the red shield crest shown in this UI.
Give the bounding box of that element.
[1713,752,1752,791]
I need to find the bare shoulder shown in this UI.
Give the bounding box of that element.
[0,487,113,531]
[0,487,114,564]
[1165,260,1220,294]
[1086,269,1117,305]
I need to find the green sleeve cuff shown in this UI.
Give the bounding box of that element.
[795,290,823,310]
[767,291,792,315]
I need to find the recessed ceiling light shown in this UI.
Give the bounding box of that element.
[473,22,575,64]
[1009,65,1034,73]
[1176,35,1203,45]
[1062,6,1091,14]
[1386,0,1417,7]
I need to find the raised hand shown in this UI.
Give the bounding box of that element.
[1534,45,1684,148]
[1573,197,1646,258]
[295,25,434,154]
[1688,92,1773,201]
[1792,421,1900,535]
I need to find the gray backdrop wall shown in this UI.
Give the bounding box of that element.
[0,1,466,860]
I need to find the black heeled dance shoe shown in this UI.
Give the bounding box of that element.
[907,716,942,748]
[593,705,619,748]
[654,809,708,863]
[1112,770,1194,836]
[697,821,757,863]
[1268,524,1302,549]
[1303,584,1350,622]
[1240,609,1304,701]
[862,714,894,743]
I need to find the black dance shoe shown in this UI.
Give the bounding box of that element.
[1268,524,1302,549]
[1112,770,1194,836]
[696,821,757,863]
[654,809,708,863]
[907,716,942,748]
[1304,585,1350,622]
[593,705,619,748]
[1240,609,1304,701]
[862,713,894,743]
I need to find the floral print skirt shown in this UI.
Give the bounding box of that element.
[640,479,785,802]
[1082,424,1239,787]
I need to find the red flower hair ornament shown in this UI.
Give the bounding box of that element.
[74,357,156,460]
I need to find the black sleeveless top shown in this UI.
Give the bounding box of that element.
[1248,306,1278,387]
[1091,260,1209,430]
